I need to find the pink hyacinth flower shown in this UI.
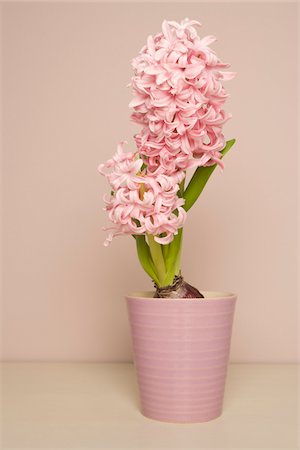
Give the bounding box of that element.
[129,18,235,174]
[99,142,186,246]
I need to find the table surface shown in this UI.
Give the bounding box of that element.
[1,363,298,450]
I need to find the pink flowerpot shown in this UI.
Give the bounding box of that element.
[126,291,237,423]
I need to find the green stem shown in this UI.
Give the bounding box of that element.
[163,228,183,286]
[147,234,166,286]
[135,234,160,285]
[173,228,183,276]
[178,177,185,197]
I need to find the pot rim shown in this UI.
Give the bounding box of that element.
[126,291,237,301]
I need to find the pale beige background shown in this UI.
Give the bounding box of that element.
[1,2,298,362]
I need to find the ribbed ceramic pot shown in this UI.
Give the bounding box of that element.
[126,291,237,423]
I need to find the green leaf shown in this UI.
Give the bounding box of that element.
[183,139,236,212]
[135,235,160,285]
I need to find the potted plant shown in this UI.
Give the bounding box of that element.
[99,18,237,423]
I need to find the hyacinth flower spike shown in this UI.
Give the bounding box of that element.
[99,19,236,298]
